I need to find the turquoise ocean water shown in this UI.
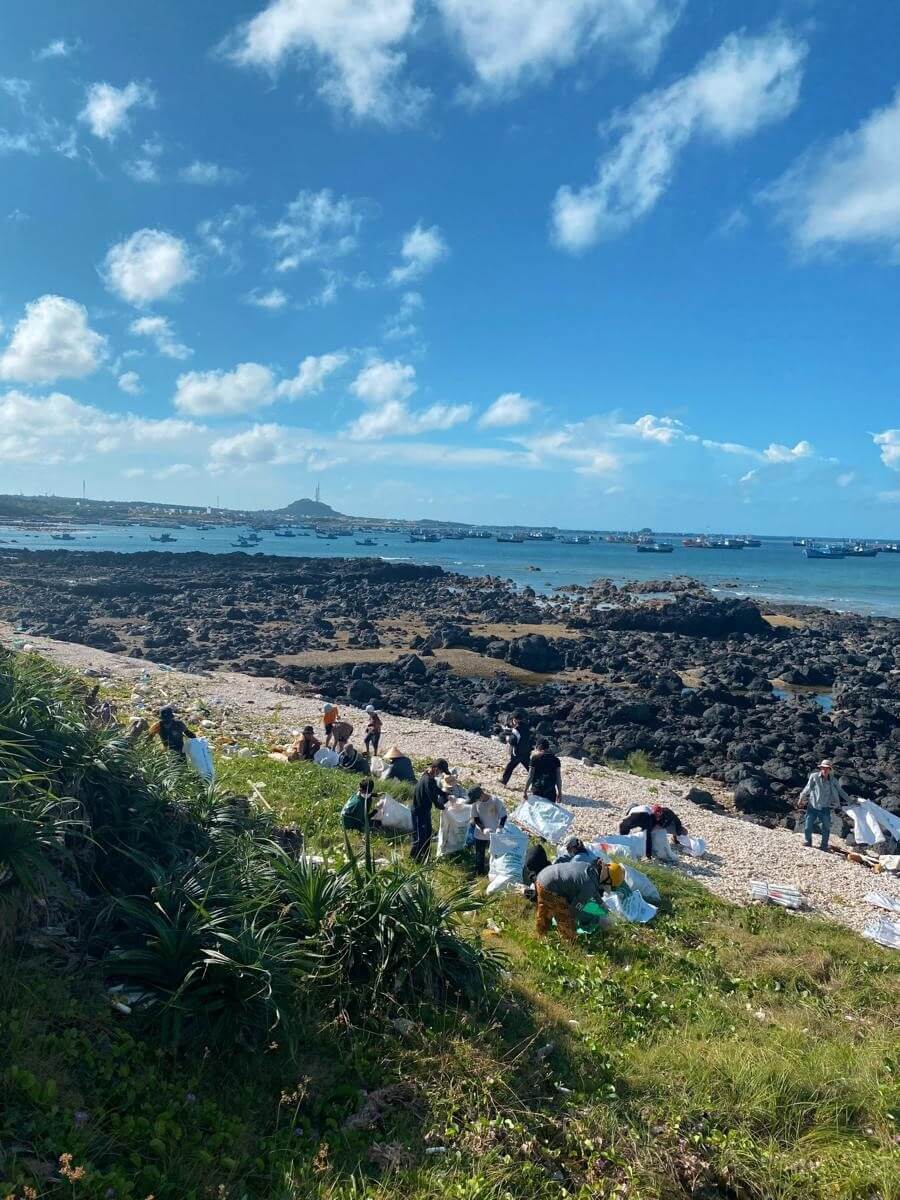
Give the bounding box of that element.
[2,524,899,618]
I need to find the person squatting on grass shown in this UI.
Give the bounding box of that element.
[149,705,195,756]
[341,777,382,832]
[799,758,850,850]
[287,725,320,761]
[467,785,507,876]
[364,705,382,756]
[534,858,624,943]
[411,759,452,863]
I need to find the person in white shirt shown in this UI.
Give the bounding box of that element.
[467,785,507,876]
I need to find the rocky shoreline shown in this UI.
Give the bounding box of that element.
[1,548,898,822]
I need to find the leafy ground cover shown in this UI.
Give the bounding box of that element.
[1,650,898,1200]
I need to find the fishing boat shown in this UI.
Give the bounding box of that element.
[408,531,440,543]
[560,534,590,545]
[149,532,177,543]
[528,530,557,541]
[496,534,524,543]
[232,536,255,548]
[636,541,674,554]
[315,530,338,540]
[804,543,845,559]
[50,532,76,541]
[737,536,762,547]
[274,529,296,538]
[467,530,493,540]
[355,537,377,547]
[845,543,878,557]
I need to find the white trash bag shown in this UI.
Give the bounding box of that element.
[511,797,573,844]
[184,736,214,781]
[486,825,529,896]
[676,834,707,858]
[864,892,900,915]
[437,800,472,858]
[862,919,900,950]
[591,834,646,860]
[605,883,658,924]
[374,795,413,833]
[314,748,340,768]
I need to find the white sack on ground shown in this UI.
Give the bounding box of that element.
[606,884,658,924]
[677,834,707,857]
[650,827,678,862]
[314,748,340,768]
[375,795,413,832]
[862,919,900,950]
[749,880,804,909]
[845,802,900,846]
[487,824,529,895]
[592,833,646,859]
[437,800,471,857]
[512,797,573,843]
[864,892,900,914]
[185,736,214,781]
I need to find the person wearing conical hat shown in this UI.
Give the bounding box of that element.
[380,744,415,783]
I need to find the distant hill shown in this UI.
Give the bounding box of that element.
[277,497,345,519]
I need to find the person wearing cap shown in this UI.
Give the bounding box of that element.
[341,777,381,832]
[799,759,849,850]
[287,725,320,762]
[338,743,370,775]
[555,837,593,864]
[322,703,339,749]
[467,786,507,876]
[380,745,416,784]
[500,714,533,787]
[363,706,382,757]
[148,705,195,756]
[411,760,452,863]
[534,858,624,942]
[620,803,686,861]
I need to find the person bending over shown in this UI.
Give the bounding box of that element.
[535,858,624,943]
[288,726,320,762]
[381,745,416,783]
[149,706,195,756]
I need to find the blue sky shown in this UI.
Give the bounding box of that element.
[1,1,899,534]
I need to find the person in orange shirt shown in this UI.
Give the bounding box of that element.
[322,702,339,749]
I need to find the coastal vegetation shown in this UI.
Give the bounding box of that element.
[2,648,899,1200]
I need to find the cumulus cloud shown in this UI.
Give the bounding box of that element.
[615,413,692,443]
[389,222,448,284]
[0,389,201,465]
[104,229,196,305]
[35,38,80,61]
[197,204,253,271]
[78,81,155,141]
[350,358,417,405]
[130,315,192,360]
[222,0,426,124]
[874,429,900,470]
[261,188,368,272]
[174,363,278,417]
[118,370,142,395]
[0,295,107,384]
[437,0,681,98]
[761,439,813,463]
[479,392,536,428]
[179,160,241,185]
[351,400,471,440]
[384,290,424,340]
[552,28,806,252]
[277,352,348,398]
[154,462,193,480]
[764,88,900,260]
[244,287,289,310]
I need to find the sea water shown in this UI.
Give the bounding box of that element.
[1,524,899,618]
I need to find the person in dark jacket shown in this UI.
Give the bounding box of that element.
[554,837,592,864]
[524,739,563,803]
[619,804,686,860]
[338,743,370,775]
[381,745,416,784]
[341,778,381,832]
[500,715,533,786]
[535,858,624,942]
[411,759,451,863]
[523,841,551,887]
[149,706,195,756]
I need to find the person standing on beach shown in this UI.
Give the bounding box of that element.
[364,705,382,757]
[500,714,533,786]
[524,738,563,804]
[467,785,507,876]
[322,703,339,749]
[799,758,849,850]
[411,759,451,863]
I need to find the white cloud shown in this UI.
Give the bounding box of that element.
[174,363,278,417]
[209,422,323,470]
[78,81,155,141]
[617,413,689,443]
[223,0,426,124]
[118,370,142,395]
[765,89,900,260]
[837,471,856,488]
[0,389,202,465]
[123,467,145,478]
[389,223,449,284]
[351,400,471,440]
[124,156,160,183]
[104,229,196,305]
[761,439,813,463]
[384,289,424,340]
[179,160,240,185]
[277,352,348,398]
[479,392,536,428]
[130,315,191,360]
[261,188,368,272]
[874,429,900,470]
[197,205,253,271]
[0,295,107,384]
[154,462,193,480]
[244,287,289,310]
[1,78,31,109]
[552,28,806,251]
[35,39,80,61]
[437,0,681,98]
[351,358,417,405]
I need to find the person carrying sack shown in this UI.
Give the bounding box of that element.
[467,785,507,876]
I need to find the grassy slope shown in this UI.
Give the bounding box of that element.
[3,753,899,1200]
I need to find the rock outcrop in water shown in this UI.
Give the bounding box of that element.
[1,548,898,821]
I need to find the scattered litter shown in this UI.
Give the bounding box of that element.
[749,881,804,910]
[864,892,900,914]
[862,920,900,950]
[676,833,707,857]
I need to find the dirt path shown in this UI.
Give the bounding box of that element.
[4,621,897,938]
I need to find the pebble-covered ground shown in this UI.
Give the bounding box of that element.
[5,622,898,939]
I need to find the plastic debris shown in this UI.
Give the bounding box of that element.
[862,920,900,950]
[749,880,804,909]
[864,892,900,914]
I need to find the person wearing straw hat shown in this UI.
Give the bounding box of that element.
[799,758,850,850]
[380,744,416,784]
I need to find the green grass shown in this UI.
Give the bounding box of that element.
[3,660,900,1200]
[603,750,673,780]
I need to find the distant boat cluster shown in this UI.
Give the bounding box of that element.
[796,540,899,559]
